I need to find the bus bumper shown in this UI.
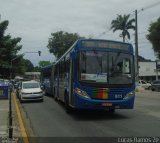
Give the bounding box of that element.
[74,94,135,110]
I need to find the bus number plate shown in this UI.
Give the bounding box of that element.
[102,102,112,106]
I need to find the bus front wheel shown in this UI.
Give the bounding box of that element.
[65,95,72,114]
[108,109,115,113]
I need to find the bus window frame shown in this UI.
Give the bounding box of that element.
[78,50,135,88]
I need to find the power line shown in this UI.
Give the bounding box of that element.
[93,28,111,38]
[139,41,150,44]
[138,1,160,13]
[139,36,148,40]
[130,37,149,43]
[94,1,160,39]
[138,32,148,35]
[129,1,160,18]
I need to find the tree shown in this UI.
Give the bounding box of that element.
[111,14,135,42]
[147,17,160,59]
[0,20,22,78]
[38,61,52,68]
[23,59,34,72]
[47,31,80,59]
[34,66,40,72]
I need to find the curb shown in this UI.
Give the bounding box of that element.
[13,92,37,143]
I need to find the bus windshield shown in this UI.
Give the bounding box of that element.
[80,51,134,85]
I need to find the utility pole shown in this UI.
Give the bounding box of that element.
[135,10,139,82]
[9,86,13,139]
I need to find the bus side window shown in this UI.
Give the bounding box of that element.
[59,63,63,81]
[54,64,59,82]
[65,60,70,80]
[59,59,65,81]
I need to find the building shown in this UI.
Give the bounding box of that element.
[139,61,160,82]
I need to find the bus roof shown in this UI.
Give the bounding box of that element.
[55,39,133,65]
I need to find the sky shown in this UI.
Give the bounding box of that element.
[0,0,160,66]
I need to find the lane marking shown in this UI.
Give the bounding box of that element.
[13,93,29,143]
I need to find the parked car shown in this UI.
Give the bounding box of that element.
[150,80,160,92]
[18,80,44,102]
[42,78,52,95]
[14,81,21,90]
[138,80,151,89]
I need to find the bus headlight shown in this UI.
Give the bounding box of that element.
[123,91,135,100]
[75,88,90,98]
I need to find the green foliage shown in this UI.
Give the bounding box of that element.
[0,19,22,78]
[12,56,25,76]
[34,66,41,72]
[23,59,34,72]
[10,57,34,78]
[32,61,52,72]
[111,14,135,42]
[147,17,160,59]
[0,20,8,39]
[47,31,80,59]
[38,61,52,68]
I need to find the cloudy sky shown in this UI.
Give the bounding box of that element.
[0,0,160,65]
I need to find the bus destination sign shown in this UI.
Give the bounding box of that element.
[81,41,130,51]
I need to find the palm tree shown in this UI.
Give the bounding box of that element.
[111,14,135,42]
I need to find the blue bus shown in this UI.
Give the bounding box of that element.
[52,39,135,113]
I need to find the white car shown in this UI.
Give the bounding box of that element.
[18,80,44,102]
[138,80,151,89]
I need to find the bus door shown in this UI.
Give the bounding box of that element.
[58,59,65,101]
[54,64,59,99]
[69,58,74,106]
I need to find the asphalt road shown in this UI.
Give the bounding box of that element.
[21,91,160,139]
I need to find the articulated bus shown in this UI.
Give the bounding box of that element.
[52,39,135,112]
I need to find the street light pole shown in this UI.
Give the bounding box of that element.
[9,60,13,139]
[9,75,13,139]
[135,10,139,82]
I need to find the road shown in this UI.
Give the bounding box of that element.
[20,91,160,142]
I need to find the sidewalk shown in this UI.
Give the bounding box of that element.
[0,99,9,137]
[0,93,21,142]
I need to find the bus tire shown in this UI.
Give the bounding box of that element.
[54,89,58,102]
[54,95,58,102]
[109,109,115,113]
[52,88,55,98]
[65,94,72,114]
